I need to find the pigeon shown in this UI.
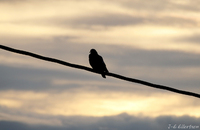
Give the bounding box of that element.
[89,49,109,78]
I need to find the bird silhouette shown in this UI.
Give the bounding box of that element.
[89,49,109,78]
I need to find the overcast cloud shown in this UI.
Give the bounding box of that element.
[0,114,200,130]
[0,0,200,130]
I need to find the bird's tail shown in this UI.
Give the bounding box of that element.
[101,70,109,78]
[101,73,106,78]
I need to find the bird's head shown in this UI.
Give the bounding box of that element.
[90,49,98,54]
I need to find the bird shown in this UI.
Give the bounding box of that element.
[89,49,109,78]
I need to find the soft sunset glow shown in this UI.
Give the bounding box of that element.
[0,90,199,119]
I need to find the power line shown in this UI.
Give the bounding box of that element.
[0,44,199,99]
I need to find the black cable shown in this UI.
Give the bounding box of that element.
[0,44,199,98]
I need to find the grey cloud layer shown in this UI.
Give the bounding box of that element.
[70,14,197,27]
[6,0,199,28]
[31,12,198,28]
[118,0,200,12]
[1,42,200,93]
[0,114,200,130]
[177,34,200,44]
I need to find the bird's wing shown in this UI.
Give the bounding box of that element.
[99,56,109,72]
[89,53,99,69]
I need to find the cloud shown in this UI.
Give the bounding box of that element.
[117,0,200,12]
[177,34,200,44]
[0,1,200,129]
[0,84,200,119]
[1,42,200,92]
[1,42,200,120]
[68,13,198,28]
[1,0,200,54]
[0,114,200,130]
[1,0,199,29]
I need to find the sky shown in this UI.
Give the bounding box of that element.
[0,0,200,130]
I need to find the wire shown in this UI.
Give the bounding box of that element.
[0,44,199,98]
